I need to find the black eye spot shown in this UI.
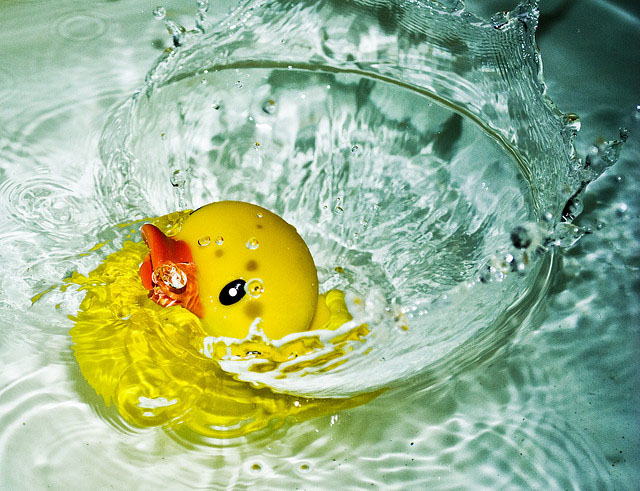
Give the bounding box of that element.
[219,279,246,305]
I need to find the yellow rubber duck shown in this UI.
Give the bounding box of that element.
[138,201,331,340]
[67,201,374,439]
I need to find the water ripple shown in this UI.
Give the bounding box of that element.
[54,12,108,42]
[0,175,85,238]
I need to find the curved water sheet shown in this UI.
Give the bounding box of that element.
[84,0,628,423]
[93,0,623,404]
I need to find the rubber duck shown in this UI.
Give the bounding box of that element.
[138,201,330,340]
[66,202,373,437]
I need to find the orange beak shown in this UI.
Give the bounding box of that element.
[139,224,203,317]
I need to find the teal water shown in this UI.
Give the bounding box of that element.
[0,0,638,488]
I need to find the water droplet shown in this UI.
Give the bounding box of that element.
[170,169,185,187]
[616,203,628,219]
[152,7,166,20]
[351,144,359,154]
[299,463,310,473]
[634,104,640,122]
[256,212,263,218]
[234,80,243,89]
[161,132,167,141]
[215,236,224,245]
[198,236,211,247]
[246,237,259,250]
[245,278,264,298]
[262,99,277,114]
[251,463,262,472]
[154,263,187,289]
[165,20,185,47]
[211,102,221,110]
[254,141,260,149]
[562,113,581,132]
[510,225,532,249]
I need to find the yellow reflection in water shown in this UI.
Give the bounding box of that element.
[68,212,375,439]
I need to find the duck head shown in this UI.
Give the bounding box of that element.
[139,201,320,339]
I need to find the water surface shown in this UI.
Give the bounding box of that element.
[0,0,638,488]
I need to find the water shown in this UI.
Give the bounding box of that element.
[1,0,638,488]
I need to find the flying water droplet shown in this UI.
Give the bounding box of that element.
[246,237,259,250]
[170,169,186,187]
[234,80,244,89]
[351,144,359,154]
[256,212,263,218]
[262,99,277,114]
[152,7,166,20]
[198,236,211,247]
[215,236,224,245]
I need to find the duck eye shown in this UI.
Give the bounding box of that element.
[219,279,246,305]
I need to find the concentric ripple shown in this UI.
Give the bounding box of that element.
[54,12,108,42]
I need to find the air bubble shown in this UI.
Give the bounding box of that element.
[215,236,224,245]
[152,7,166,20]
[245,278,264,298]
[198,236,210,247]
[246,237,259,250]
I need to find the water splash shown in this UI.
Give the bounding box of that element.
[95,0,626,400]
